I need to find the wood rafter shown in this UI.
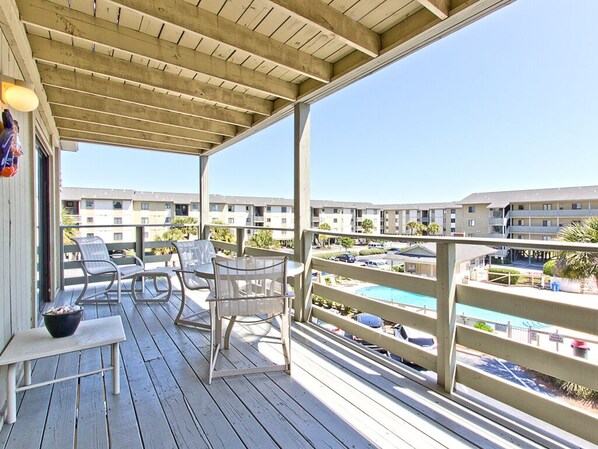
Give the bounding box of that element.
[44,86,236,137]
[55,118,212,150]
[110,0,333,83]
[265,0,380,58]
[28,35,274,116]
[37,65,251,128]
[52,107,223,145]
[416,0,450,20]
[18,0,298,101]
[59,130,205,155]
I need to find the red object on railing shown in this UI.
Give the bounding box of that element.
[571,339,590,350]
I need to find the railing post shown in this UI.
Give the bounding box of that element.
[293,102,311,322]
[236,227,246,256]
[436,242,457,393]
[59,226,65,290]
[199,156,210,240]
[135,225,145,264]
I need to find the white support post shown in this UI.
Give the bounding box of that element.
[199,156,210,240]
[436,242,457,393]
[294,103,311,323]
[236,227,246,256]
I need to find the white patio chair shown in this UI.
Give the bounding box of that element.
[72,236,144,304]
[208,256,293,384]
[172,240,215,330]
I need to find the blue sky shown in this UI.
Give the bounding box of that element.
[62,0,598,204]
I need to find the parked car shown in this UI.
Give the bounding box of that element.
[386,248,403,255]
[346,313,385,347]
[391,324,436,368]
[361,260,387,269]
[311,317,345,337]
[368,242,384,249]
[333,253,356,263]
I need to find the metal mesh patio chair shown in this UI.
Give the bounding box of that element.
[208,256,292,384]
[172,240,216,329]
[72,236,144,304]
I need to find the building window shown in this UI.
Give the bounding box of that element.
[141,217,149,224]
[228,205,234,212]
[175,204,189,216]
[86,217,93,224]
[85,200,94,208]
[333,218,338,223]
[450,218,456,224]
[165,203,171,209]
[165,217,171,223]
[281,206,287,213]
[468,206,475,213]
[450,209,456,214]
[518,205,524,210]
[66,201,74,208]
[141,202,149,210]
[542,236,551,241]
[245,206,250,211]
[210,204,219,212]
[467,219,476,227]
[114,217,122,225]
[572,203,582,210]
[333,208,338,213]
[246,217,251,223]
[192,203,199,210]
[543,204,552,210]
[543,220,551,227]
[228,218,234,224]
[266,206,271,212]
[86,233,94,237]
[282,218,287,224]
[267,218,271,223]
[114,232,123,241]
[113,201,123,209]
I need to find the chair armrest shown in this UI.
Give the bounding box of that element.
[110,254,144,268]
[78,258,119,272]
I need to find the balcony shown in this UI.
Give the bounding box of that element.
[510,209,598,219]
[509,225,560,234]
[44,224,598,448]
[0,282,575,449]
[489,216,507,226]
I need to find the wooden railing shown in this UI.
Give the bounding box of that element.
[60,224,598,444]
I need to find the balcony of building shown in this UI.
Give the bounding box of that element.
[2,225,587,448]
[510,209,598,219]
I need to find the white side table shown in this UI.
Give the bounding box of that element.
[131,267,176,302]
[0,316,125,423]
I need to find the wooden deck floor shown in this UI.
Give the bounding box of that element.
[0,282,582,449]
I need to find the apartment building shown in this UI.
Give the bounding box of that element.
[62,188,380,243]
[379,202,461,236]
[457,185,598,240]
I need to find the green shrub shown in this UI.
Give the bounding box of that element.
[391,265,404,273]
[316,251,359,260]
[533,371,598,404]
[543,259,557,276]
[358,248,385,256]
[488,267,521,285]
[474,322,494,333]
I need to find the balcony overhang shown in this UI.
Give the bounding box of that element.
[5,0,515,155]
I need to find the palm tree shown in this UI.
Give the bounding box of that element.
[427,222,441,236]
[556,217,598,292]
[61,208,77,244]
[318,222,332,247]
[406,221,418,235]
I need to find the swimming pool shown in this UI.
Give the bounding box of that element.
[357,285,548,329]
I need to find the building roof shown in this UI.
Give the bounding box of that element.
[388,243,496,264]
[62,187,136,201]
[458,185,598,208]
[377,202,460,210]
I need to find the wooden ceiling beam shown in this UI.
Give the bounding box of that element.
[415,0,449,20]
[28,35,273,116]
[265,0,380,58]
[18,0,298,101]
[110,0,333,83]
[38,66,252,128]
[56,118,212,150]
[59,131,205,155]
[45,86,237,137]
[52,107,223,145]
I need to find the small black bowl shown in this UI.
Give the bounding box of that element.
[43,307,84,338]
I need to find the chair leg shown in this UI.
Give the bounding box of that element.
[208,302,220,384]
[223,316,237,350]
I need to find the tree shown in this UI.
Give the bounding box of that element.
[556,217,598,292]
[171,217,198,240]
[210,220,235,243]
[416,223,427,236]
[340,237,354,251]
[318,222,332,247]
[427,222,441,236]
[406,221,418,235]
[361,218,374,234]
[247,229,280,249]
[61,208,77,244]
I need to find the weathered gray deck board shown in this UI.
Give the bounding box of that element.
[0,282,584,449]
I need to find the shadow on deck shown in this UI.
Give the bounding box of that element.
[0,282,588,449]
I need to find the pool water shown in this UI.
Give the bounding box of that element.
[357,285,549,329]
